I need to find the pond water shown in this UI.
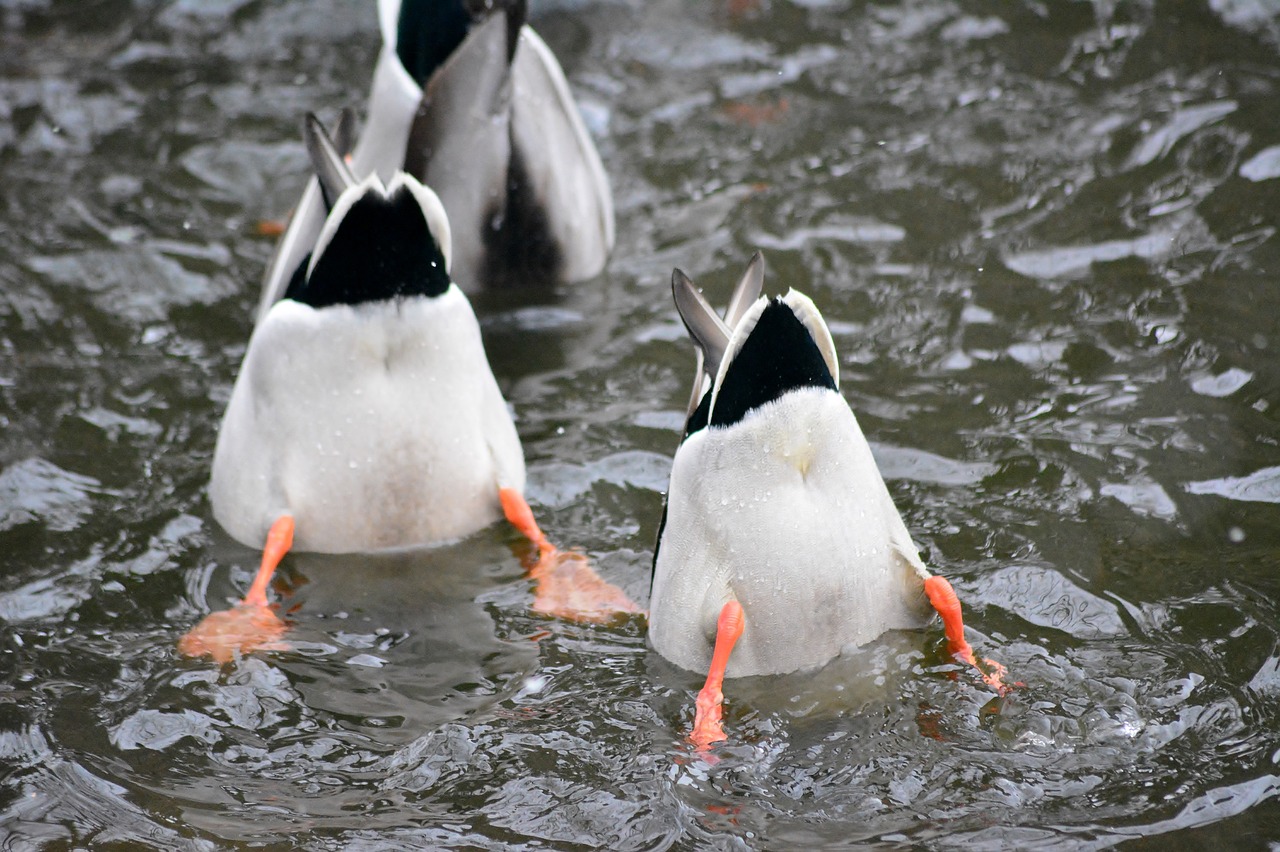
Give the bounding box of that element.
[4,0,1280,848]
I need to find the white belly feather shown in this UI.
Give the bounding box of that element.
[649,388,931,677]
[210,287,524,553]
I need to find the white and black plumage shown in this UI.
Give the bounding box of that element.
[649,254,934,682]
[209,117,525,553]
[258,0,613,317]
[645,255,1019,747]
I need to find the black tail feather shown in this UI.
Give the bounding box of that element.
[286,184,450,308]
[709,300,838,429]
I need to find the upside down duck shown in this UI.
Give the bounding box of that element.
[180,118,635,663]
[649,253,1007,747]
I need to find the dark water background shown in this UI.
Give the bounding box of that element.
[4,0,1280,848]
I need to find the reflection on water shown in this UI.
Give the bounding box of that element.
[3,0,1280,847]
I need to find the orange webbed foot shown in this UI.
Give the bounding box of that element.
[527,548,643,623]
[500,488,641,624]
[177,603,289,664]
[178,516,294,663]
[924,574,1014,694]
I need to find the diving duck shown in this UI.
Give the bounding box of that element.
[649,253,1005,747]
[259,0,613,313]
[180,117,634,663]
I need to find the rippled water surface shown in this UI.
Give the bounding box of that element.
[5,0,1280,848]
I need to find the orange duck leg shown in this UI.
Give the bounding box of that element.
[178,515,293,664]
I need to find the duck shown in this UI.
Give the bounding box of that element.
[258,0,613,315]
[649,252,1006,747]
[180,116,635,663]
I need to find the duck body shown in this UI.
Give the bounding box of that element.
[651,386,931,677]
[210,288,523,553]
[211,165,524,553]
[258,0,613,319]
[650,277,932,680]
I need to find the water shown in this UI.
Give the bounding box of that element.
[4,0,1280,847]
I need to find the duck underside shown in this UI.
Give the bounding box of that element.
[649,391,932,678]
[650,505,930,677]
[211,391,515,553]
[209,296,525,553]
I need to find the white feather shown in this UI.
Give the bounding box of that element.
[650,295,931,677]
[210,285,524,553]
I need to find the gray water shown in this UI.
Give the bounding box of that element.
[4,0,1280,848]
